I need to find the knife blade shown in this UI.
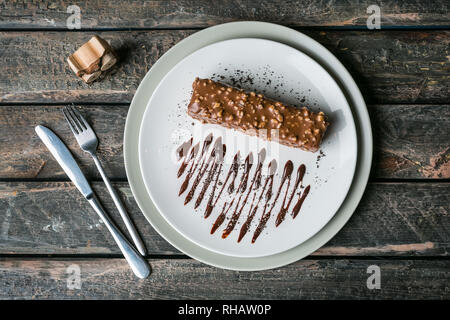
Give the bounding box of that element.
[35,125,93,198]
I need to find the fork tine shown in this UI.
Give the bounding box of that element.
[71,105,92,131]
[62,107,79,135]
[66,106,82,132]
[67,105,86,131]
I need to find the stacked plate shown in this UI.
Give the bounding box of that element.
[124,22,372,270]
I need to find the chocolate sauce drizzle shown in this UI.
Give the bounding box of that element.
[252,160,293,243]
[211,153,253,235]
[195,143,226,209]
[185,139,223,205]
[222,149,266,239]
[275,164,306,227]
[238,160,276,243]
[292,185,310,219]
[176,136,311,243]
[177,139,196,178]
[179,134,212,195]
[204,152,239,218]
[176,138,193,161]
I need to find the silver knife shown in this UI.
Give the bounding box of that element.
[35,125,150,279]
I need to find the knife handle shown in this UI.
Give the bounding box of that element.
[87,194,151,279]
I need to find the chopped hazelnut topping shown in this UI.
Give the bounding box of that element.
[276,114,284,122]
[225,114,234,121]
[187,78,328,152]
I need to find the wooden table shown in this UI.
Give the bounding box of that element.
[0,1,448,299]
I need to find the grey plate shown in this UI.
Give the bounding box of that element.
[124,21,373,271]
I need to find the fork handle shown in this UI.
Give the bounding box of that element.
[88,194,150,279]
[92,154,147,256]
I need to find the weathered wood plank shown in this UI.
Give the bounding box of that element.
[0,104,448,180]
[0,182,448,256]
[0,258,448,299]
[0,30,190,103]
[0,31,448,104]
[370,104,450,179]
[313,31,449,104]
[0,105,128,180]
[0,0,448,29]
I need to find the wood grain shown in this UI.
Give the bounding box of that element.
[0,104,448,180]
[0,105,128,180]
[0,258,448,299]
[370,104,450,179]
[0,0,448,302]
[0,182,448,256]
[0,31,448,104]
[0,0,448,29]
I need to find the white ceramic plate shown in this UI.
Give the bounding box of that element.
[138,39,357,258]
[124,21,372,270]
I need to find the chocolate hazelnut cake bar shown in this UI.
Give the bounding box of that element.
[187,78,329,152]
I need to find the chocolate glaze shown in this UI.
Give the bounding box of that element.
[211,153,252,235]
[275,164,306,227]
[252,160,293,243]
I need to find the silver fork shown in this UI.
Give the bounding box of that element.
[63,105,147,256]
